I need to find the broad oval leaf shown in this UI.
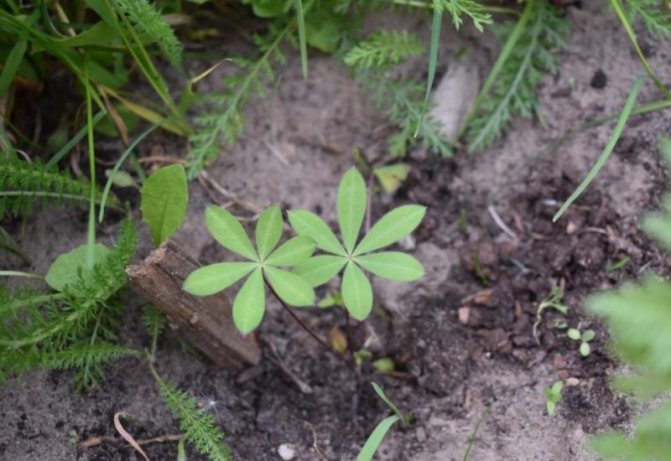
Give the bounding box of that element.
[342,262,373,320]
[140,164,188,246]
[292,255,347,287]
[265,236,316,267]
[232,268,265,334]
[337,168,367,254]
[354,205,426,256]
[205,205,258,261]
[45,243,110,293]
[355,252,424,281]
[182,262,257,296]
[264,266,315,306]
[288,210,346,256]
[255,205,283,260]
[356,415,401,461]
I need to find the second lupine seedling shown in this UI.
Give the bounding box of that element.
[183,167,425,335]
[567,327,595,357]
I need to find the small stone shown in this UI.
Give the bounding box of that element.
[429,58,480,143]
[566,377,580,386]
[278,443,296,460]
[566,221,578,234]
[553,353,567,370]
[416,427,427,443]
[458,307,470,324]
[591,69,608,89]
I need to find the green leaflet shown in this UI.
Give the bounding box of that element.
[255,205,283,260]
[288,209,346,256]
[183,262,257,296]
[337,168,367,254]
[205,206,258,260]
[292,255,347,287]
[342,262,373,320]
[232,268,265,334]
[354,205,426,256]
[355,252,424,281]
[140,164,188,246]
[265,236,316,266]
[264,266,314,307]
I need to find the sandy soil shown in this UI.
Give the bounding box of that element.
[1,2,671,460]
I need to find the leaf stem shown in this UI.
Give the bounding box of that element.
[263,276,332,352]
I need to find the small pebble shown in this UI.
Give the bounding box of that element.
[416,426,427,443]
[566,377,581,386]
[591,69,608,89]
[278,443,296,460]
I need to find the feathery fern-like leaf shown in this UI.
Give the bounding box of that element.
[466,0,569,152]
[434,0,493,32]
[625,0,671,36]
[355,67,452,157]
[344,31,424,69]
[186,26,289,178]
[0,156,99,216]
[0,220,137,387]
[111,0,183,68]
[155,373,233,461]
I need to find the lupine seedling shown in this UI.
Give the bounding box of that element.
[290,168,425,320]
[183,167,425,337]
[183,205,317,333]
[544,380,564,416]
[567,327,596,357]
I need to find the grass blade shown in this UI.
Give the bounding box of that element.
[84,62,97,270]
[459,0,535,142]
[609,0,670,97]
[48,111,107,167]
[356,415,401,461]
[553,75,645,222]
[99,124,157,222]
[295,0,308,80]
[415,5,442,137]
[0,38,27,97]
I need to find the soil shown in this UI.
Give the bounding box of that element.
[2,2,671,461]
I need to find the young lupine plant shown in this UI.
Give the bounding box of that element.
[289,168,426,320]
[183,205,316,334]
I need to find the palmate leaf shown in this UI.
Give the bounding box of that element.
[353,205,426,255]
[338,168,367,254]
[187,204,317,333]
[205,206,258,260]
[183,262,257,296]
[342,262,373,320]
[355,252,424,281]
[255,205,283,259]
[232,268,266,334]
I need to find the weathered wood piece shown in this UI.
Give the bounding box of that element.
[126,240,260,368]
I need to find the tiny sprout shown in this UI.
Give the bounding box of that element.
[354,349,373,366]
[567,327,595,357]
[544,380,563,416]
[372,357,395,373]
